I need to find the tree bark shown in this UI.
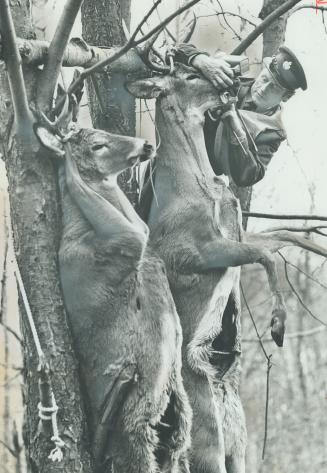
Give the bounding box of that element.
[0,3,92,472]
[81,0,137,203]
[259,0,289,57]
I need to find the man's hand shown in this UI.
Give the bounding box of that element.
[192,54,234,89]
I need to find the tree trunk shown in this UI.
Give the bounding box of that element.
[81,0,137,203]
[0,3,92,472]
[259,0,288,58]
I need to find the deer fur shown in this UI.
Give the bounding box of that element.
[36,125,192,473]
[126,64,327,473]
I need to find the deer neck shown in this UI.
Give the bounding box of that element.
[154,95,215,197]
[59,165,145,240]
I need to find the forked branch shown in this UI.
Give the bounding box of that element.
[0,0,33,130]
[232,0,302,55]
[53,0,201,114]
[37,0,84,112]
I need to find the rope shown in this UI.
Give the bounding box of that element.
[14,265,65,463]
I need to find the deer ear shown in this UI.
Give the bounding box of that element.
[34,125,65,158]
[125,79,165,99]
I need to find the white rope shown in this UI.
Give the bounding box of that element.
[14,264,65,462]
[14,267,44,360]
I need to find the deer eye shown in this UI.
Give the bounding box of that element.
[186,74,201,81]
[91,144,107,151]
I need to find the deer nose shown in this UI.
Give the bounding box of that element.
[140,141,154,161]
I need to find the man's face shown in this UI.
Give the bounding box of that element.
[251,65,294,113]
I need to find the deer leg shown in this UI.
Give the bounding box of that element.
[182,363,227,473]
[92,360,137,468]
[109,422,159,473]
[193,232,327,346]
[225,455,245,473]
[164,374,192,473]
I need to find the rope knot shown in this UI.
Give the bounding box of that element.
[38,395,65,462]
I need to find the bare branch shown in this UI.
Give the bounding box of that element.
[243,211,327,222]
[241,284,272,460]
[0,361,23,371]
[214,0,242,40]
[232,0,302,55]
[0,439,17,459]
[197,12,257,27]
[262,354,272,460]
[243,326,326,343]
[262,225,327,236]
[53,0,201,114]
[279,252,327,327]
[0,322,23,345]
[240,283,271,361]
[291,4,327,14]
[0,0,33,130]
[37,0,84,112]
[281,256,327,291]
[0,371,21,388]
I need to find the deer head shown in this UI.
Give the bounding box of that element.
[126,63,228,117]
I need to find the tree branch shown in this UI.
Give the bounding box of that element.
[243,211,327,222]
[0,0,33,131]
[262,225,327,236]
[279,252,327,327]
[37,0,84,112]
[243,325,326,343]
[0,439,17,459]
[214,0,242,40]
[283,258,327,290]
[291,4,327,14]
[53,0,201,114]
[231,0,302,55]
[197,11,257,27]
[0,322,23,345]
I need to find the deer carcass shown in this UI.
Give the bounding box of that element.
[35,120,192,473]
[126,64,327,473]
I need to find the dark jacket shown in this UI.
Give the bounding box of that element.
[174,44,286,187]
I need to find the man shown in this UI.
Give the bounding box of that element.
[173,44,307,187]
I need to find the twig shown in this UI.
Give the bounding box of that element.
[0,361,23,371]
[243,211,327,222]
[243,325,326,343]
[0,439,17,459]
[0,0,33,129]
[197,12,257,27]
[263,225,327,236]
[214,0,242,40]
[241,283,273,460]
[0,205,9,325]
[291,4,327,14]
[240,284,270,360]
[262,355,272,460]
[37,0,84,112]
[0,371,21,387]
[53,0,201,114]
[279,252,327,327]
[282,257,327,291]
[232,0,302,55]
[0,322,23,345]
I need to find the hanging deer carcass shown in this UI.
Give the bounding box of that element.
[34,111,192,473]
[126,64,327,473]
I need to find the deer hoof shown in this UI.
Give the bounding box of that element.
[270,315,285,347]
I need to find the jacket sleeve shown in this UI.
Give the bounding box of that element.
[228,134,282,187]
[173,43,209,65]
